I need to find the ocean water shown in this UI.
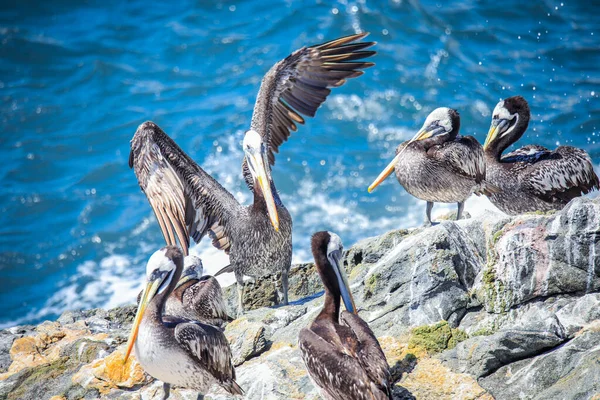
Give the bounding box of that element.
[1,0,599,328]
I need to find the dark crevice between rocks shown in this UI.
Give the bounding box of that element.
[478,335,574,379]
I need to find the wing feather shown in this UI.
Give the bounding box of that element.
[129,121,242,255]
[299,326,391,400]
[174,322,243,395]
[524,146,600,202]
[431,136,486,183]
[250,32,376,165]
[341,311,392,399]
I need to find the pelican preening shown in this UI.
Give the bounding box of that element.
[483,96,599,215]
[368,107,496,225]
[129,33,376,314]
[125,247,243,398]
[299,231,392,400]
[164,255,233,329]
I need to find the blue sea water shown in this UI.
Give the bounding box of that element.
[1,0,599,328]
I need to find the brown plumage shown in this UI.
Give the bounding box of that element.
[483,96,599,214]
[299,231,392,400]
[128,33,376,314]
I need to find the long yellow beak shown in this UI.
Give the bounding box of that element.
[250,153,279,231]
[368,127,433,193]
[483,121,500,151]
[124,279,160,362]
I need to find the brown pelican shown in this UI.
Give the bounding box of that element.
[483,95,600,214]
[163,255,233,329]
[368,107,496,225]
[124,246,243,399]
[129,33,375,314]
[299,231,392,400]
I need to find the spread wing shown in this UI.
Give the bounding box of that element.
[129,121,242,255]
[431,135,486,183]
[523,146,600,203]
[341,311,392,399]
[174,322,243,395]
[250,32,376,166]
[299,327,391,400]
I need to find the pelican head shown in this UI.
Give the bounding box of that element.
[368,107,460,193]
[483,96,530,152]
[312,231,357,315]
[176,255,203,287]
[124,246,183,362]
[243,130,279,231]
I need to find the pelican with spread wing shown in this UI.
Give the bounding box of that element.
[129,33,375,313]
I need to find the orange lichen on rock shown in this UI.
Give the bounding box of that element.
[72,348,146,394]
[400,358,493,400]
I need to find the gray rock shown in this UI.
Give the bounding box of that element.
[475,197,600,312]
[2,197,600,400]
[441,329,565,378]
[479,329,600,399]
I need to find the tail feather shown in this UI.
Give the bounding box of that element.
[225,379,244,396]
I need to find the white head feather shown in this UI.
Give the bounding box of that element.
[326,232,344,255]
[422,107,453,133]
[493,100,519,138]
[146,248,176,279]
[243,129,262,152]
[183,255,203,278]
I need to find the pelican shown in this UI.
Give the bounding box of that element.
[483,95,600,214]
[164,255,233,329]
[124,246,242,399]
[299,231,392,400]
[129,33,375,313]
[368,107,496,225]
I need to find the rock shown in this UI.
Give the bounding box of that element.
[221,263,323,315]
[479,326,600,399]
[399,358,492,400]
[72,348,147,394]
[474,197,600,313]
[224,318,269,366]
[1,197,599,399]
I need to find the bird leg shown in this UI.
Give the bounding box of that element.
[235,269,245,316]
[424,201,434,226]
[456,201,465,220]
[162,382,170,400]
[280,268,289,306]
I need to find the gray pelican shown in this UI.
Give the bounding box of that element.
[483,95,599,215]
[299,231,392,400]
[368,107,496,225]
[129,33,375,313]
[124,246,243,399]
[164,255,232,329]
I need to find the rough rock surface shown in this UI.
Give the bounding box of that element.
[0,197,598,399]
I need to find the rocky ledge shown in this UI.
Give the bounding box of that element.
[1,197,599,400]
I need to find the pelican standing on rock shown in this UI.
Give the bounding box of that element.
[299,231,392,400]
[164,255,232,329]
[483,95,599,214]
[124,246,243,399]
[129,33,375,314]
[368,107,496,225]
